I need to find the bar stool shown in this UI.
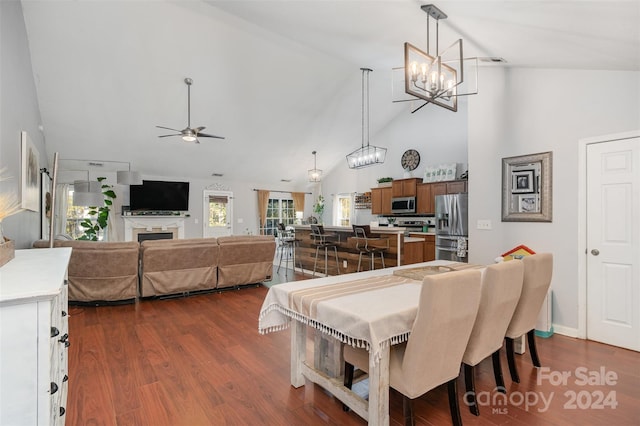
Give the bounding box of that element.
[276,223,303,277]
[352,225,389,272]
[310,224,340,277]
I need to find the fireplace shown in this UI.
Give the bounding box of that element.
[123,216,185,241]
[137,232,174,243]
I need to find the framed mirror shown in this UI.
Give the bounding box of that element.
[502,151,552,222]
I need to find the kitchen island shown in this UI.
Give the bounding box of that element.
[292,225,425,275]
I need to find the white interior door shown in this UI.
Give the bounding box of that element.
[203,191,233,238]
[586,137,639,351]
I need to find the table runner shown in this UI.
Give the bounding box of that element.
[259,274,423,362]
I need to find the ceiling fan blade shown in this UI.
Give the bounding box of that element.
[156,125,182,132]
[158,134,182,138]
[194,126,206,132]
[197,132,226,140]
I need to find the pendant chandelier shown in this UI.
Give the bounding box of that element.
[346,68,387,169]
[308,150,322,182]
[403,4,478,113]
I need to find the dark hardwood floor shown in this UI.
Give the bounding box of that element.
[66,266,640,425]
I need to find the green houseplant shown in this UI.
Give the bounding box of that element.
[313,194,325,224]
[377,177,393,187]
[78,177,116,241]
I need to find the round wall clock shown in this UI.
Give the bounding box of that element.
[401,149,420,171]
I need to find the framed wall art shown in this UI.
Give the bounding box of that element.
[502,151,552,222]
[21,131,40,212]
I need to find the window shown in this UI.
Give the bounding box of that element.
[264,197,295,236]
[334,194,353,227]
[65,188,106,240]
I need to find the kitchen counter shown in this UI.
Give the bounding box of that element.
[294,224,407,234]
[405,231,437,236]
[292,225,422,274]
[404,237,424,243]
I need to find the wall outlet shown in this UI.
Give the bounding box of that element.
[477,219,492,230]
[194,218,199,224]
[343,260,348,269]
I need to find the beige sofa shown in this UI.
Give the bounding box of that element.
[32,240,139,303]
[139,238,219,297]
[217,235,276,289]
[34,235,276,301]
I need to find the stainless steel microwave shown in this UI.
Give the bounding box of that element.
[391,196,416,214]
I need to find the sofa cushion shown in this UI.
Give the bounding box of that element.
[217,235,275,288]
[33,240,139,302]
[139,237,219,297]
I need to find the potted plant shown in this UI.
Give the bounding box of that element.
[78,177,116,241]
[377,177,393,187]
[313,194,325,224]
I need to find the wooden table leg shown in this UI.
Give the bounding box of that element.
[368,345,390,426]
[314,333,344,378]
[290,320,306,387]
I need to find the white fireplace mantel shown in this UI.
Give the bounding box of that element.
[123,216,185,241]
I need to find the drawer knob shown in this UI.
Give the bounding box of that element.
[59,333,69,343]
[63,375,69,382]
[62,310,68,317]
[50,382,59,395]
[51,327,60,338]
[60,406,66,416]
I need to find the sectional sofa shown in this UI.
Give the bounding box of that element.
[33,235,276,303]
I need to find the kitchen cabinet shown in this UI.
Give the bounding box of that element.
[402,238,424,265]
[416,183,433,214]
[0,248,72,426]
[419,180,467,214]
[371,187,392,215]
[392,178,421,197]
[432,180,467,196]
[410,233,436,262]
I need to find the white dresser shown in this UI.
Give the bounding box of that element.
[0,248,72,425]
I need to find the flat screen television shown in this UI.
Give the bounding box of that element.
[129,180,189,212]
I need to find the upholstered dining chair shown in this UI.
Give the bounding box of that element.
[505,253,553,383]
[461,260,524,416]
[352,224,389,272]
[343,269,483,426]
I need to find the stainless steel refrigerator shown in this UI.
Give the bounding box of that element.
[435,193,469,262]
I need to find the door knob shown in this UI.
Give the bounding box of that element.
[591,249,600,256]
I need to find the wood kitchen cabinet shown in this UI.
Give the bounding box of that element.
[371,187,392,215]
[432,180,467,196]
[416,183,434,214]
[391,178,421,197]
[417,180,467,214]
[409,233,436,262]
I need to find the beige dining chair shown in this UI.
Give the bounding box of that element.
[343,269,483,426]
[461,260,524,416]
[505,253,553,383]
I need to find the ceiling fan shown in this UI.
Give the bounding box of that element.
[156,77,225,143]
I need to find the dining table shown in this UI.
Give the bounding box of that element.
[258,260,481,426]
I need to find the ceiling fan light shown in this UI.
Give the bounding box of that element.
[182,135,196,142]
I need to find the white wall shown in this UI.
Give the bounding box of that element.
[0,0,47,249]
[320,96,469,223]
[468,67,640,331]
[96,175,310,241]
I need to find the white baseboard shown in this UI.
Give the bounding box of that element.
[552,324,580,338]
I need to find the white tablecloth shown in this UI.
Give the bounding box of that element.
[259,274,423,362]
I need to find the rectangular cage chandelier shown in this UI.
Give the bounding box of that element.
[346,68,387,169]
[401,4,478,113]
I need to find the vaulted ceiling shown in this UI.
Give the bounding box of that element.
[21,0,640,186]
